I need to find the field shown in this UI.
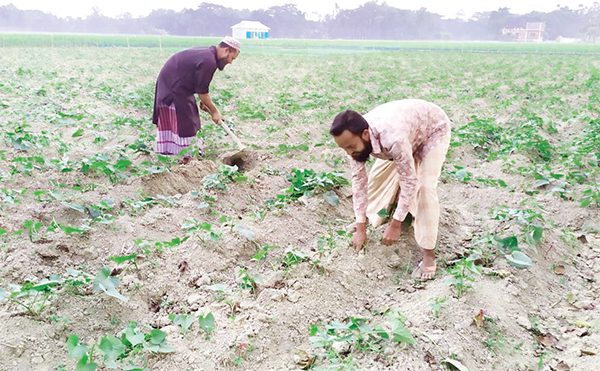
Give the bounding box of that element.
[1,37,600,371]
[3,33,600,53]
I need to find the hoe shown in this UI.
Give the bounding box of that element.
[218,119,248,169]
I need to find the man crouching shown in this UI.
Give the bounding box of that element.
[330,99,451,280]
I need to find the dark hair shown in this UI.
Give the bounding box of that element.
[218,42,238,53]
[329,110,369,136]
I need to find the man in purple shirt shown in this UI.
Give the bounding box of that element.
[152,36,240,159]
[330,99,452,279]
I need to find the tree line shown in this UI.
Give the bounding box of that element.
[1,1,599,41]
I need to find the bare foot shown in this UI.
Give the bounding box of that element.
[180,157,193,165]
[412,261,436,280]
[413,249,436,280]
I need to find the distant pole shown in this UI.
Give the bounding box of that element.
[159,37,162,51]
[127,36,130,48]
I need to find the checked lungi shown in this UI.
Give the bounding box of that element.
[154,104,202,156]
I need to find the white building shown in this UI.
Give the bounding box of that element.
[502,22,545,42]
[231,21,270,40]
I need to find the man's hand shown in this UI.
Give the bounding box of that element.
[352,222,367,252]
[198,93,219,123]
[200,102,211,113]
[382,218,401,245]
[211,110,222,124]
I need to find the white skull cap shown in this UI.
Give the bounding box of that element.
[221,36,241,51]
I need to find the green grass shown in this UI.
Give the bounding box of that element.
[2,33,600,54]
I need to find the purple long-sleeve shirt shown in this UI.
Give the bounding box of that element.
[152,46,218,137]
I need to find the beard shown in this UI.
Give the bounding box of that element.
[217,58,228,71]
[351,139,372,163]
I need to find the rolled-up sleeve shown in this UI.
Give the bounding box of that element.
[349,156,369,223]
[389,140,418,222]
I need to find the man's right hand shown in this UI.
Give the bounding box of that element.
[211,110,222,124]
[200,102,211,113]
[352,222,367,252]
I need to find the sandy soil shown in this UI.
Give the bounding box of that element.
[0,47,599,371]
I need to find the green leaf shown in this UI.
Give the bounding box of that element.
[252,249,268,261]
[506,251,533,269]
[373,324,389,340]
[57,223,89,234]
[234,224,255,241]
[12,138,29,151]
[156,343,176,353]
[493,235,519,254]
[67,334,88,359]
[209,232,220,242]
[532,227,544,245]
[72,129,84,137]
[526,227,544,247]
[76,355,97,371]
[322,190,339,206]
[390,318,416,344]
[356,321,373,334]
[455,169,470,182]
[143,344,159,352]
[149,329,167,345]
[114,159,133,171]
[198,312,215,334]
[99,334,125,361]
[125,328,145,347]
[337,335,354,342]
[252,244,277,261]
[441,358,469,371]
[109,254,137,265]
[309,334,330,348]
[377,208,389,219]
[580,197,592,208]
[172,314,195,332]
[288,249,310,262]
[205,284,228,292]
[92,266,128,302]
[32,275,61,291]
[144,329,175,352]
[165,237,182,246]
[104,360,118,369]
[86,207,101,219]
[327,321,350,330]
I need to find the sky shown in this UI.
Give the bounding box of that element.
[1,0,596,19]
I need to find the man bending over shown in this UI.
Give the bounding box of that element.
[330,99,451,279]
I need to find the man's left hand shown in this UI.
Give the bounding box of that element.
[382,218,401,245]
